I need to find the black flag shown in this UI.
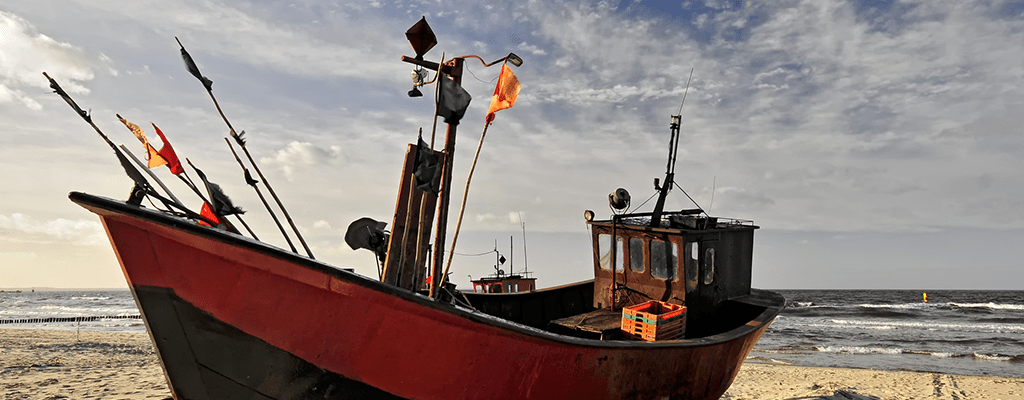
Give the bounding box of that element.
[436,75,471,125]
[189,160,244,216]
[176,37,213,91]
[413,137,441,196]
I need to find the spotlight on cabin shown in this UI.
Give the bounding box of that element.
[609,188,630,211]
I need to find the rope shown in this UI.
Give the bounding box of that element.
[629,191,660,214]
[440,122,492,294]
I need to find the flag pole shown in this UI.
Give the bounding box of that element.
[118,144,185,206]
[428,57,464,298]
[176,37,315,259]
[225,138,297,252]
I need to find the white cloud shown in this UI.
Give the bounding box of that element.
[260,141,347,181]
[0,213,105,246]
[0,11,97,109]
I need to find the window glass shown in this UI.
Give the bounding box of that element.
[686,242,699,283]
[629,238,645,272]
[615,236,624,272]
[598,234,612,270]
[703,247,716,285]
[650,240,678,280]
[598,234,624,271]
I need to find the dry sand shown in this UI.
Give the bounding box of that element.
[1,328,169,399]
[724,362,1024,400]
[2,328,1022,399]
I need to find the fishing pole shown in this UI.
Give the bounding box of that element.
[176,37,315,259]
[44,72,223,227]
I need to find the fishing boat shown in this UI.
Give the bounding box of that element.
[58,17,783,400]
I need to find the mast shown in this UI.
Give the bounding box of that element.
[649,69,694,227]
[649,114,681,227]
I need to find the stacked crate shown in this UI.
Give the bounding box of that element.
[621,300,687,341]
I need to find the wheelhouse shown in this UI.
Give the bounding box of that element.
[587,209,757,337]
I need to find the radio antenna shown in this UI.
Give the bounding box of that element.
[677,68,694,116]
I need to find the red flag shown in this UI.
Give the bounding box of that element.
[151,123,184,175]
[485,63,521,124]
[198,202,220,227]
[117,114,168,168]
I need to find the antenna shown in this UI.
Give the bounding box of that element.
[650,68,695,226]
[709,176,716,215]
[677,68,694,116]
[519,211,529,276]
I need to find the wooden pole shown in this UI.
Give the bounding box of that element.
[176,39,314,259]
[440,120,489,290]
[118,144,184,207]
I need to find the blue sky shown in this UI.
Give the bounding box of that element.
[1,0,1023,289]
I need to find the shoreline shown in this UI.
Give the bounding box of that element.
[2,328,1020,399]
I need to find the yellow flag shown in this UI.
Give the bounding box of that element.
[117,114,168,168]
[485,63,521,124]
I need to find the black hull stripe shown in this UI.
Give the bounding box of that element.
[133,285,406,400]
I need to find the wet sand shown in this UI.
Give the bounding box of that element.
[2,328,1021,399]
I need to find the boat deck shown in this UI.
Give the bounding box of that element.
[548,308,622,340]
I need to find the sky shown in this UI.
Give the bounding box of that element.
[1,0,1023,290]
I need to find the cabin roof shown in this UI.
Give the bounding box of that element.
[588,209,757,234]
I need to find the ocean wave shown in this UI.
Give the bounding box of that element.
[785,301,1024,312]
[827,318,1024,332]
[972,353,1013,362]
[859,303,929,310]
[904,350,956,358]
[814,345,902,355]
[69,296,112,301]
[951,302,1024,311]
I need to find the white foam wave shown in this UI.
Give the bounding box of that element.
[951,302,1024,311]
[827,318,1024,333]
[815,345,902,355]
[69,296,112,301]
[973,353,1012,362]
[859,303,928,309]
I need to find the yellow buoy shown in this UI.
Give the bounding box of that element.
[923,292,928,303]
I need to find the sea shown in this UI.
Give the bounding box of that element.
[754,289,1024,378]
[1,289,1021,378]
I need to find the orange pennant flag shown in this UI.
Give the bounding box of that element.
[485,63,521,124]
[117,114,168,169]
[151,123,184,175]
[198,202,220,227]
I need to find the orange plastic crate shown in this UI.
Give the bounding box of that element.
[623,301,685,324]
[621,319,684,341]
[621,301,687,341]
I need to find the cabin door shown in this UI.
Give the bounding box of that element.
[684,239,718,335]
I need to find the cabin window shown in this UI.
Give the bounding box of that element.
[629,238,645,272]
[598,234,624,271]
[686,242,699,283]
[703,248,716,285]
[650,240,678,280]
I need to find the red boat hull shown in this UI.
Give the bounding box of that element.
[73,192,783,400]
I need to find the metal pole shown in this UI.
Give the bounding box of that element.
[429,57,464,298]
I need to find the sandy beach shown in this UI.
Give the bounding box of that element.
[2,328,1021,399]
[1,329,169,399]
